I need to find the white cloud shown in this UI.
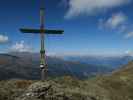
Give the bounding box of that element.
[106,13,127,29]
[10,41,32,52]
[125,31,133,38]
[99,13,127,29]
[65,0,130,18]
[125,50,133,56]
[99,13,133,39]
[0,34,9,43]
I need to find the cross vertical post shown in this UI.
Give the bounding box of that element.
[40,7,47,80]
[20,0,64,80]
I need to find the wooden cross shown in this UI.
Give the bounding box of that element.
[20,1,64,80]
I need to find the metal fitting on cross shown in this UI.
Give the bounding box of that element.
[40,64,48,70]
[40,49,45,54]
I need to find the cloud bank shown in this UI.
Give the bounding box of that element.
[11,41,32,52]
[65,0,130,18]
[0,34,9,44]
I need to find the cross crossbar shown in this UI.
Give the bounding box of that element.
[20,28,64,34]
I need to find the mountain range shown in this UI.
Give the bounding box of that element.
[0,52,133,80]
[0,53,114,80]
[61,55,133,68]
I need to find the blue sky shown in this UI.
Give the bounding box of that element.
[0,0,133,56]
